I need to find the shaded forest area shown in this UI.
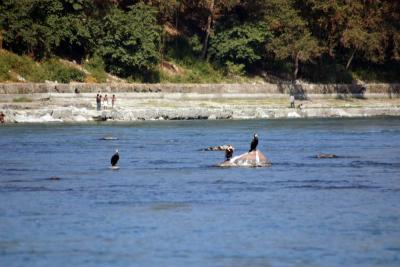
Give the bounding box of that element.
[0,0,399,83]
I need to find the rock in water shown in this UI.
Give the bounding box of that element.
[317,153,338,159]
[217,150,271,167]
[100,136,118,140]
[203,144,233,151]
[109,166,120,170]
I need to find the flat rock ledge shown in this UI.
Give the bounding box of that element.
[2,106,400,123]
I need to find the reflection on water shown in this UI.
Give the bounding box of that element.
[0,118,400,267]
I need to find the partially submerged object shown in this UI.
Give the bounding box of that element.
[92,115,107,121]
[109,166,120,170]
[100,136,118,140]
[203,144,232,151]
[217,150,271,168]
[317,153,338,159]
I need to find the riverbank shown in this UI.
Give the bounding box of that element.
[0,83,399,123]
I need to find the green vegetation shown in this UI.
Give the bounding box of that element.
[83,55,107,83]
[42,59,85,83]
[12,96,32,103]
[0,50,85,82]
[98,3,161,80]
[0,0,399,83]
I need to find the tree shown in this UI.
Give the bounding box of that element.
[98,3,161,78]
[265,0,321,80]
[0,0,100,60]
[304,0,394,70]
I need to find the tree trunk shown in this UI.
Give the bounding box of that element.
[201,0,214,60]
[346,49,356,70]
[293,52,299,81]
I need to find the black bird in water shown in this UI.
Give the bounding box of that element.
[111,149,119,166]
[249,133,258,152]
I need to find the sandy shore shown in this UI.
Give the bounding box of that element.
[1,91,399,123]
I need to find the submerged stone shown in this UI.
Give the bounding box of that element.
[317,153,338,159]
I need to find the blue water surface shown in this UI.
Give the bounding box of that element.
[0,118,399,267]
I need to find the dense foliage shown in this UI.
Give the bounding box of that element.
[98,3,161,79]
[0,0,399,82]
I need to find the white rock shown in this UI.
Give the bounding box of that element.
[287,111,301,118]
[72,115,88,122]
[15,113,62,123]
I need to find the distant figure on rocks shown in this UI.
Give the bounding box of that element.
[249,133,259,152]
[96,94,101,111]
[112,94,116,109]
[297,103,303,110]
[290,94,295,108]
[103,94,109,110]
[0,112,5,123]
[111,149,119,167]
[74,88,80,94]
[224,145,234,161]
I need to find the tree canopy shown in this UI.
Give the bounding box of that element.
[0,0,399,82]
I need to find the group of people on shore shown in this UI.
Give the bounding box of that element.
[96,93,116,111]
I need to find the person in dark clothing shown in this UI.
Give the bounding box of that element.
[96,94,101,111]
[0,112,5,123]
[112,94,116,108]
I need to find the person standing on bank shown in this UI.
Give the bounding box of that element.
[0,112,5,123]
[290,94,295,108]
[96,94,101,111]
[103,94,109,110]
[112,94,116,109]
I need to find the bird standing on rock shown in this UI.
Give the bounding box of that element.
[249,133,258,152]
[111,149,119,167]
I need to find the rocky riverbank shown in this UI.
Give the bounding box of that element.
[1,83,400,123]
[1,89,399,123]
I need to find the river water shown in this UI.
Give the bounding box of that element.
[0,118,399,267]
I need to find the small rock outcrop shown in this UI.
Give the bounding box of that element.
[316,153,338,159]
[217,150,271,167]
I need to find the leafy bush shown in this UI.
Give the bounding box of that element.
[98,3,161,80]
[209,22,270,71]
[42,59,85,83]
[83,55,107,83]
[159,58,226,83]
[225,61,245,76]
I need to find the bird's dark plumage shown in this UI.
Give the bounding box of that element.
[249,134,258,152]
[111,151,119,166]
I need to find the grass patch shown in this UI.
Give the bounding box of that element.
[0,50,86,83]
[13,96,33,103]
[42,59,85,83]
[0,50,46,82]
[83,55,107,83]
[159,59,224,83]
